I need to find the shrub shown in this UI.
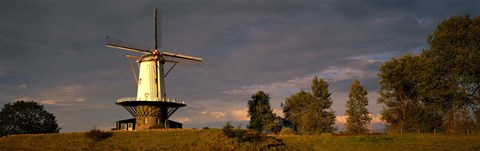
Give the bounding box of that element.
[202,127,210,130]
[222,121,235,138]
[85,128,113,142]
[222,121,262,142]
[279,128,296,135]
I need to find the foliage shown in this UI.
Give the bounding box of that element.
[222,121,236,138]
[85,128,113,142]
[223,121,263,142]
[283,76,336,134]
[345,80,372,134]
[247,91,281,133]
[309,76,336,133]
[378,15,480,134]
[420,14,480,133]
[283,90,311,133]
[0,101,60,137]
[476,108,480,132]
[378,55,442,133]
[279,128,296,135]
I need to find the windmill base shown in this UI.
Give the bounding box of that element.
[115,100,186,130]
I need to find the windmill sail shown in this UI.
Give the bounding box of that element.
[106,37,151,53]
[154,9,162,50]
[164,56,203,67]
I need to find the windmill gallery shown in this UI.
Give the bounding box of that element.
[106,9,203,131]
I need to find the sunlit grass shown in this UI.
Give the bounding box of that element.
[1,129,479,150]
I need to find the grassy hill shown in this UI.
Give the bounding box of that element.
[1,129,479,150]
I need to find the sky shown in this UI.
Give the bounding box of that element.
[0,0,479,132]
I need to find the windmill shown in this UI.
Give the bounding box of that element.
[106,8,203,130]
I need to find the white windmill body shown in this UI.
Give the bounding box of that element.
[106,9,202,130]
[136,54,165,101]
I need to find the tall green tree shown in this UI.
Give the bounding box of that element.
[283,76,336,134]
[378,55,442,132]
[247,91,279,133]
[420,15,480,133]
[310,76,336,133]
[283,90,311,133]
[378,15,480,134]
[0,101,60,136]
[345,80,371,134]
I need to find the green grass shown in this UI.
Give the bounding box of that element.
[1,129,479,151]
[279,133,480,151]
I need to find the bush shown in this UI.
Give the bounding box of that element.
[222,121,262,142]
[222,121,235,138]
[279,128,296,135]
[85,128,112,142]
[202,127,210,130]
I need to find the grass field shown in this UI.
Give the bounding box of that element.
[1,129,479,150]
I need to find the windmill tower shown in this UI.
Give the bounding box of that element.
[106,9,203,130]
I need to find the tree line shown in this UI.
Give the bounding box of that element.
[247,15,480,134]
[247,77,372,134]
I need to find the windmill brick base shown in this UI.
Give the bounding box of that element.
[116,98,186,130]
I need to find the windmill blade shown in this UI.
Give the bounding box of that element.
[154,8,163,50]
[162,51,203,62]
[106,37,151,53]
[164,56,203,67]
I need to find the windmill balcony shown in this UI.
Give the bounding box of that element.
[116,97,186,104]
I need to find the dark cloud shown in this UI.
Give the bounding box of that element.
[0,0,479,131]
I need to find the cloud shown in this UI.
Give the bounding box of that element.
[414,17,435,26]
[335,114,384,124]
[224,66,372,96]
[177,118,191,123]
[335,114,385,131]
[231,109,249,121]
[16,83,28,89]
[1,0,478,132]
[210,111,226,118]
[39,99,59,105]
[37,85,87,106]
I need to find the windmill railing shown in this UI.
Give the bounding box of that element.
[116,97,186,104]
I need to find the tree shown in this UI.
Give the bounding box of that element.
[283,90,313,133]
[247,91,280,133]
[0,101,60,136]
[283,76,336,134]
[378,15,480,134]
[310,76,336,133]
[419,15,480,133]
[345,80,371,134]
[378,55,441,133]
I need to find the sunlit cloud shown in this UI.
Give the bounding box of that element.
[231,109,249,121]
[16,83,28,89]
[224,66,372,96]
[37,85,87,106]
[177,118,191,123]
[210,111,226,118]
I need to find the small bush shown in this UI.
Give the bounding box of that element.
[222,121,262,142]
[279,128,296,135]
[222,121,235,138]
[233,129,262,142]
[202,127,210,130]
[85,128,113,142]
